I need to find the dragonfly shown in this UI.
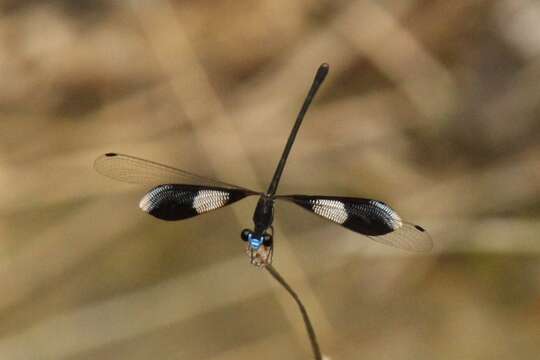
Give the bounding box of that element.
[94,63,432,267]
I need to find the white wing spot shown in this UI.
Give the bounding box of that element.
[370,200,402,230]
[139,194,152,212]
[139,185,173,213]
[312,199,348,224]
[193,190,229,214]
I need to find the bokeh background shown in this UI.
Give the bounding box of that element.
[1,1,539,359]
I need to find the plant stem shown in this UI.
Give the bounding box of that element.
[265,265,322,360]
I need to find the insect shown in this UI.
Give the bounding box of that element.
[95,63,432,267]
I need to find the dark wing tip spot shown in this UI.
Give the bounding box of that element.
[414,224,426,232]
[105,153,117,157]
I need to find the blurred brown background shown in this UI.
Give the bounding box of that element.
[0,0,539,359]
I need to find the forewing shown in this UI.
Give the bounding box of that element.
[277,195,432,252]
[139,184,253,221]
[94,153,255,191]
[365,222,432,252]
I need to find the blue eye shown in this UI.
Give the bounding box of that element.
[248,234,264,250]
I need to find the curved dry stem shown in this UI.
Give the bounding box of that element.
[265,265,322,360]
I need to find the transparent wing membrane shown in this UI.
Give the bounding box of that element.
[94,153,257,191]
[277,194,432,252]
[366,222,432,252]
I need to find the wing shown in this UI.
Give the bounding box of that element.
[139,184,254,221]
[276,194,433,252]
[94,153,257,191]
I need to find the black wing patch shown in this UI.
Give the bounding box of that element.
[94,153,257,191]
[277,195,432,252]
[139,184,252,221]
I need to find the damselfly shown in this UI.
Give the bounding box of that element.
[95,63,432,267]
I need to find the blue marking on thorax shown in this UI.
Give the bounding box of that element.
[248,233,264,250]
